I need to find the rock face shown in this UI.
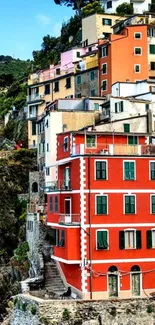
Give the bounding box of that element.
[10,295,155,325]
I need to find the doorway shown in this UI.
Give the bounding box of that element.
[131,265,141,296]
[108,266,118,297]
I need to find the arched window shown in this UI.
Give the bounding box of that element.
[108,266,118,273]
[32,182,38,193]
[131,265,140,272]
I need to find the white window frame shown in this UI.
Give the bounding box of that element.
[124,228,136,249]
[123,160,136,181]
[149,160,155,180]
[101,47,108,58]
[102,79,107,92]
[85,134,97,148]
[95,194,108,215]
[96,229,109,250]
[134,47,142,56]
[102,63,107,75]
[134,32,142,39]
[134,64,140,73]
[94,159,108,180]
[123,194,136,214]
[151,228,155,248]
[64,136,68,152]
[150,194,155,214]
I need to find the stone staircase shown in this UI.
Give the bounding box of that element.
[44,260,66,296]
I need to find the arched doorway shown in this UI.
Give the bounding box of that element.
[108,266,118,297]
[32,182,38,193]
[131,265,141,296]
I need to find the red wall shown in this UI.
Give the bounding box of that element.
[59,262,81,290]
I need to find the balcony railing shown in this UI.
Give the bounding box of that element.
[27,94,45,102]
[28,111,37,119]
[59,214,80,225]
[27,203,47,214]
[44,180,71,192]
[71,144,155,156]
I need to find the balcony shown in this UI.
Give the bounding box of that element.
[27,94,45,103]
[27,203,47,214]
[59,214,80,225]
[71,144,155,156]
[44,180,71,192]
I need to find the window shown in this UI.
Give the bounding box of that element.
[102,80,107,92]
[64,136,68,152]
[46,167,50,176]
[66,77,71,89]
[64,167,70,189]
[86,134,96,148]
[96,161,107,180]
[134,64,140,73]
[115,101,123,113]
[45,119,48,128]
[134,48,142,55]
[55,196,58,213]
[119,230,141,249]
[134,33,142,39]
[32,182,38,193]
[145,103,149,111]
[32,121,36,135]
[76,75,82,85]
[96,230,108,250]
[124,161,135,180]
[147,229,155,248]
[39,143,41,154]
[49,196,53,213]
[102,63,107,74]
[90,71,95,81]
[96,195,107,214]
[27,221,33,232]
[94,103,99,111]
[150,44,155,54]
[124,195,135,214]
[90,89,95,97]
[59,230,65,247]
[88,46,92,52]
[76,93,81,98]
[124,124,130,133]
[150,162,155,180]
[148,28,155,37]
[42,142,45,153]
[56,68,60,75]
[128,136,138,145]
[100,47,108,58]
[102,18,112,26]
[45,84,50,95]
[151,195,155,213]
[150,62,155,70]
[54,81,59,92]
[55,229,59,246]
[33,140,36,147]
[47,143,49,152]
[107,0,112,8]
[76,51,80,58]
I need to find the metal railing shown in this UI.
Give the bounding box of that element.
[27,203,47,214]
[71,144,155,156]
[44,180,71,192]
[59,214,80,225]
[27,94,45,102]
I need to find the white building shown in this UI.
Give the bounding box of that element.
[104,0,151,15]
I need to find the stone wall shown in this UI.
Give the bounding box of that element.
[10,294,155,325]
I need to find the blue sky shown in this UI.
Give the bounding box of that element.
[0,0,73,60]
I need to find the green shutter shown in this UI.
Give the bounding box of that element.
[50,196,52,212]
[59,230,65,247]
[64,168,66,187]
[124,124,130,133]
[151,163,155,180]
[96,162,106,180]
[128,136,138,145]
[124,162,130,180]
[120,101,123,112]
[97,231,103,249]
[130,196,135,213]
[102,196,107,214]
[68,168,70,188]
[102,231,108,249]
[150,45,155,54]
[152,196,155,213]
[125,196,130,213]
[97,196,102,214]
[101,162,106,179]
[147,230,152,248]
[130,162,135,180]
[115,103,117,113]
[136,230,141,249]
[96,162,101,179]
[119,231,125,249]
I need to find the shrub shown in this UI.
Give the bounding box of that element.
[109,307,116,317]
[116,2,133,15]
[13,297,18,306]
[147,304,154,313]
[63,308,70,320]
[39,316,50,324]
[21,301,27,312]
[30,305,37,315]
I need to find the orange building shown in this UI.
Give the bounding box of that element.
[99,25,149,95]
[46,130,155,299]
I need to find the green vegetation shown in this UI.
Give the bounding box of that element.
[62,308,70,320]
[30,305,37,315]
[116,2,134,15]
[53,0,100,15]
[147,304,154,313]
[82,1,104,17]
[0,56,31,82]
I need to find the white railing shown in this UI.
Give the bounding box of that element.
[59,214,80,225]
[44,180,71,192]
[71,144,155,156]
[27,94,45,102]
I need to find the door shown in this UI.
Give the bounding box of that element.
[131,273,140,296]
[65,197,71,222]
[108,274,118,297]
[64,167,70,190]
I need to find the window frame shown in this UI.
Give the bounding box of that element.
[124,229,136,249]
[134,47,142,56]
[86,134,97,148]
[66,77,71,89]
[123,160,136,181]
[89,70,95,81]
[49,196,53,213]
[54,81,59,92]
[76,75,82,85]
[101,47,108,58]
[107,0,112,8]
[102,63,107,75]
[64,136,68,152]
[150,44,155,54]
[124,194,136,214]
[102,80,107,92]
[150,195,155,214]
[95,194,108,215]
[95,159,108,180]
[149,161,155,180]
[55,196,58,213]
[134,64,140,73]
[96,229,109,250]
[102,18,112,26]
[44,83,50,95]
[134,32,142,39]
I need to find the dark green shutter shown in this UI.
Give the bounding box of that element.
[125,196,130,213]
[152,196,155,213]
[119,231,125,249]
[68,167,70,188]
[97,196,102,214]
[115,103,117,113]
[120,101,123,112]
[96,162,106,179]
[124,162,129,180]
[151,162,155,180]
[150,45,155,54]
[147,230,152,248]
[102,196,107,214]
[102,231,108,249]
[130,196,135,213]
[124,124,130,133]
[96,162,101,179]
[59,230,65,247]
[130,162,135,180]
[136,230,141,249]
[64,168,66,187]
[50,196,52,212]
[97,231,103,249]
[101,162,106,179]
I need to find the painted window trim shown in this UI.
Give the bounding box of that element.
[134,64,140,73]
[134,32,142,39]
[134,47,142,56]
[123,160,136,181]
[94,159,108,180]
[123,194,136,214]
[95,194,108,215]
[102,63,107,75]
[96,229,109,250]
[124,228,137,249]
[149,160,155,180]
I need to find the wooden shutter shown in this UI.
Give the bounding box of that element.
[119,231,125,249]
[124,161,129,180]
[97,231,104,249]
[50,196,52,212]
[96,162,101,179]
[102,196,107,214]
[125,196,130,213]
[101,161,106,179]
[147,230,152,249]
[130,196,135,213]
[64,168,66,187]
[136,230,141,249]
[120,101,123,112]
[102,231,108,249]
[130,162,135,180]
[151,162,155,180]
[152,196,155,213]
[97,196,102,214]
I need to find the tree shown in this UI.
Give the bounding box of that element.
[53,0,100,15]
[116,2,133,15]
[82,1,104,17]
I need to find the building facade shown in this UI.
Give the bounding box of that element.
[46,130,155,299]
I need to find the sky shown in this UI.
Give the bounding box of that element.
[0,0,73,60]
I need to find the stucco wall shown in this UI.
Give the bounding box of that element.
[75,69,99,98]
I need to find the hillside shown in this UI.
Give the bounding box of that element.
[0,55,32,85]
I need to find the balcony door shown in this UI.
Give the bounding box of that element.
[64,167,70,190]
[65,197,71,223]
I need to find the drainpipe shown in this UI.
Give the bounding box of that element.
[88,156,93,299]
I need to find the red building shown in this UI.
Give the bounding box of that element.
[46,130,155,299]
